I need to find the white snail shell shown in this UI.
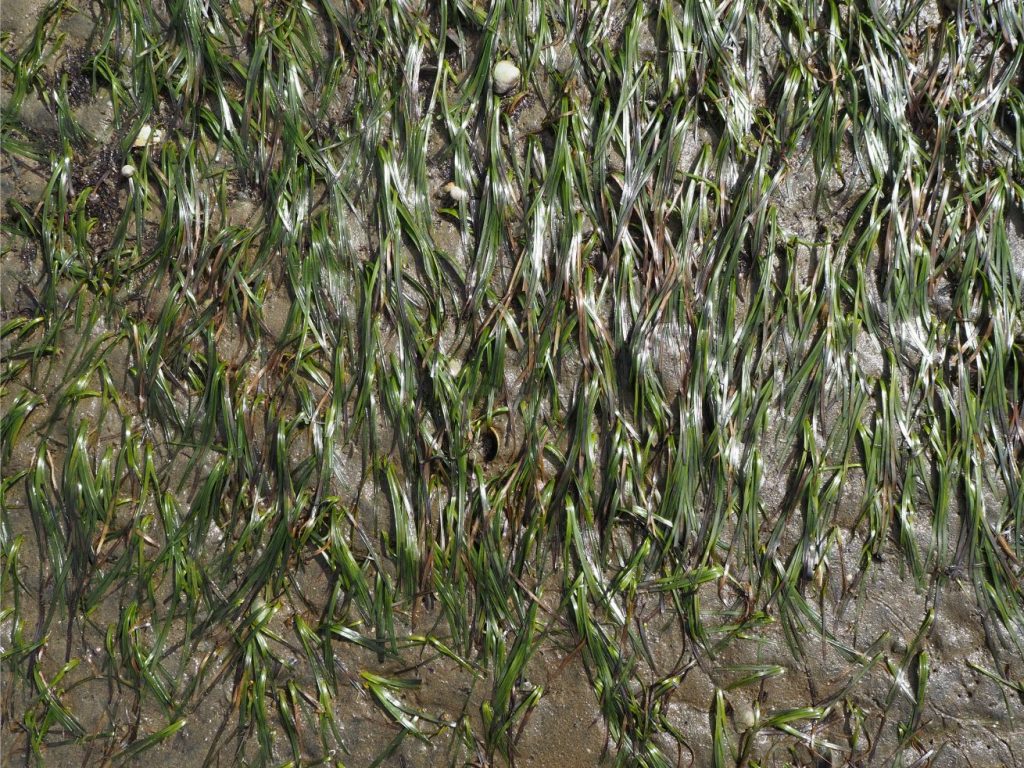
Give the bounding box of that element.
[132,125,152,147]
[132,125,164,148]
[492,60,521,95]
[443,182,469,202]
[734,701,756,732]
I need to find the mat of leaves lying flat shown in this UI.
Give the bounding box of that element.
[1,0,1022,766]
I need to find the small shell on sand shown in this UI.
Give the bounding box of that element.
[132,125,164,148]
[492,60,521,95]
[443,181,469,202]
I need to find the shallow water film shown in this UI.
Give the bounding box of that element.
[2,1,1023,766]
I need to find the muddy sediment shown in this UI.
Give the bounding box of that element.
[2,1,1023,766]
